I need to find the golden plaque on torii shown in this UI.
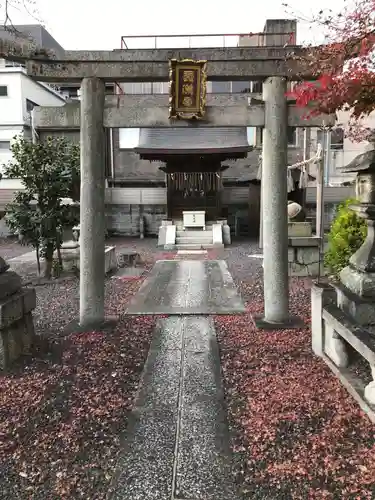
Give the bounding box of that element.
[168,58,207,120]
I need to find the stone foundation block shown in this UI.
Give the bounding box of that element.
[0,288,36,329]
[288,221,313,237]
[365,380,375,405]
[288,240,321,277]
[0,311,35,369]
[0,271,22,300]
[158,224,176,247]
[296,247,319,265]
[340,265,375,300]
[311,282,336,357]
[61,246,117,274]
[336,282,375,326]
[117,251,141,268]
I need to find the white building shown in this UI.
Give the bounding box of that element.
[0,61,67,189]
[307,110,375,186]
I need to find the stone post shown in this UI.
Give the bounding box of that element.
[255,77,301,328]
[79,77,106,327]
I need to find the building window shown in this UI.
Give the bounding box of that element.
[118,128,140,149]
[0,85,8,97]
[211,81,231,93]
[317,127,344,150]
[152,82,169,94]
[259,127,298,146]
[287,127,298,146]
[331,127,344,150]
[26,99,38,112]
[0,141,11,150]
[231,81,251,93]
[251,81,263,93]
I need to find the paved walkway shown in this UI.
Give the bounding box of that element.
[126,260,245,315]
[109,260,244,500]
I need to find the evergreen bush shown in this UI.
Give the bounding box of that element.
[324,198,367,276]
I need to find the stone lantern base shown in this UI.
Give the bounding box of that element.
[0,257,36,369]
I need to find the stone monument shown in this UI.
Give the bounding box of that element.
[0,255,36,369]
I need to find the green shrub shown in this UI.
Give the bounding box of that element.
[324,198,367,276]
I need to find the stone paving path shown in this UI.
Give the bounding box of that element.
[109,260,244,500]
[126,260,245,315]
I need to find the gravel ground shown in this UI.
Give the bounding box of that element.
[217,241,375,500]
[0,237,32,260]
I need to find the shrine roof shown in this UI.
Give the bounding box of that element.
[134,127,253,156]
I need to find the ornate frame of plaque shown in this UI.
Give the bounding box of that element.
[169,58,207,120]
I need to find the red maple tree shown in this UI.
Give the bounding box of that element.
[287,0,375,140]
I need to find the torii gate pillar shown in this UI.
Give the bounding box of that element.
[79,77,106,327]
[255,77,302,329]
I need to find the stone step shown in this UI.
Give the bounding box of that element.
[176,229,213,234]
[173,221,218,229]
[176,237,213,244]
[175,243,223,250]
[176,226,212,233]
[176,231,213,238]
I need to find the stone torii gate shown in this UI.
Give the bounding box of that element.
[1,40,334,328]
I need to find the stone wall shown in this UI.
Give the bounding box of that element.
[112,129,165,181]
[106,203,167,236]
[288,244,320,277]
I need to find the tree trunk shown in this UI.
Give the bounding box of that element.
[43,245,54,279]
[57,242,63,269]
[36,246,41,276]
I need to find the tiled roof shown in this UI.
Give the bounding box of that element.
[135,127,252,155]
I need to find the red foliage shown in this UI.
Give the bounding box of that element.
[215,277,375,498]
[289,0,375,131]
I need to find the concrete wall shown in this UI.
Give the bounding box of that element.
[0,68,65,126]
[20,73,66,117]
[0,71,23,126]
[0,68,66,176]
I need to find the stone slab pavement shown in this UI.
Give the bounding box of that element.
[125,259,245,315]
[108,260,243,500]
[109,316,240,500]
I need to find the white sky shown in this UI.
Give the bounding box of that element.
[3,0,346,50]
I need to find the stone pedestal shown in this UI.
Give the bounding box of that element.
[288,236,321,277]
[288,221,312,237]
[0,256,36,369]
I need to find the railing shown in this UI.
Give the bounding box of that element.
[323,301,375,420]
[120,32,296,50]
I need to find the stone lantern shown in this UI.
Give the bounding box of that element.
[0,231,36,369]
[337,146,375,326]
